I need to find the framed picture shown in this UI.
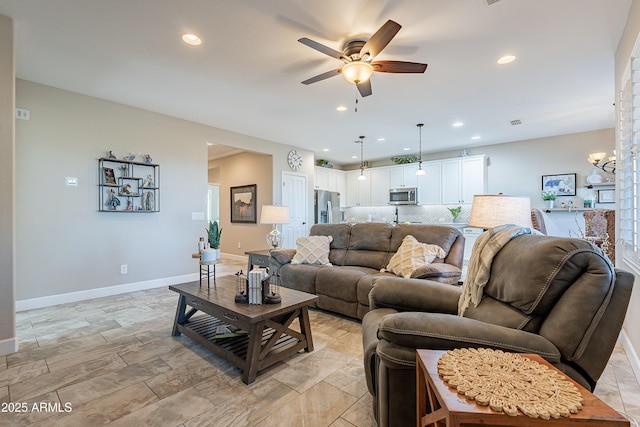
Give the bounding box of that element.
[103,167,116,185]
[231,184,257,223]
[541,173,576,196]
[597,189,615,204]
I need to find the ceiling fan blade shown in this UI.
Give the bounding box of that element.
[372,60,428,73]
[357,80,373,97]
[360,20,402,58]
[298,37,345,60]
[301,68,342,85]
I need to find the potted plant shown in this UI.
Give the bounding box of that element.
[447,206,462,223]
[206,220,223,259]
[542,190,557,209]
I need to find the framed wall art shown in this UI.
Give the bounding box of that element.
[103,167,116,185]
[231,184,257,223]
[541,173,576,196]
[597,189,615,204]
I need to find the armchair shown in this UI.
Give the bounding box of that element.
[362,233,634,427]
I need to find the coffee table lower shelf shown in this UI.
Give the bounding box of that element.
[175,313,307,375]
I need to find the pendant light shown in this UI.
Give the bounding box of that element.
[415,123,426,176]
[355,136,367,181]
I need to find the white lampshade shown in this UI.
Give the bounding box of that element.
[260,205,290,250]
[469,195,532,229]
[342,61,374,84]
[260,205,290,225]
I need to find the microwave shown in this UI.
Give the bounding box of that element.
[389,188,417,205]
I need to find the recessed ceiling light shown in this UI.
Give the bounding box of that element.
[402,147,411,151]
[377,137,385,141]
[322,148,330,152]
[497,55,516,65]
[352,155,358,159]
[452,121,464,127]
[182,33,202,46]
[471,136,481,140]
[336,105,347,112]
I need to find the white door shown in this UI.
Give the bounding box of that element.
[281,172,307,249]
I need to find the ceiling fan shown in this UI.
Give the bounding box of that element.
[298,20,427,97]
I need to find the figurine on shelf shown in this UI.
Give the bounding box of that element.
[142,191,154,211]
[142,174,153,188]
[106,189,120,210]
[107,150,116,159]
[123,153,136,161]
[126,200,133,211]
[144,154,153,164]
[121,183,132,195]
[119,164,128,177]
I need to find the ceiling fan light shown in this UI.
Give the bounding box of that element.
[342,61,374,84]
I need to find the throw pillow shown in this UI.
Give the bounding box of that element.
[291,235,333,265]
[385,235,445,278]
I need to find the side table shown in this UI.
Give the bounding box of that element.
[416,349,630,427]
[244,249,271,273]
[191,253,218,288]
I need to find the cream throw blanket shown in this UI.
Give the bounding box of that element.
[458,225,539,316]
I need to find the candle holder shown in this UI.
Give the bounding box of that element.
[234,270,248,303]
[263,271,281,304]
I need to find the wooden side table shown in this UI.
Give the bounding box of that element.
[244,249,271,274]
[416,349,630,427]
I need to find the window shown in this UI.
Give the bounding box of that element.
[619,54,640,267]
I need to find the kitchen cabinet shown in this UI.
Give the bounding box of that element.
[441,155,486,204]
[389,164,418,188]
[345,169,371,206]
[314,166,344,193]
[370,167,390,205]
[417,160,442,205]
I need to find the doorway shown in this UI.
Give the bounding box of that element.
[207,184,220,223]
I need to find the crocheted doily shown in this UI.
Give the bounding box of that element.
[437,348,583,419]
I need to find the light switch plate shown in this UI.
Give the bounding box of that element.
[65,177,78,186]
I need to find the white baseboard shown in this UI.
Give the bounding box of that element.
[621,329,640,384]
[16,273,199,312]
[0,337,18,356]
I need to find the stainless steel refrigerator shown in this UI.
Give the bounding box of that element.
[314,190,342,224]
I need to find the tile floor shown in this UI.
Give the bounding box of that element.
[1,257,639,426]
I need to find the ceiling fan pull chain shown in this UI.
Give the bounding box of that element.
[355,86,359,113]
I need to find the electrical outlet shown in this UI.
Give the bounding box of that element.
[237,241,241,249]
[15,108,30,120]
[120,264,128,274]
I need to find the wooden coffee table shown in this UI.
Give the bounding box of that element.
[416,349,630,427]
[170,276,318,384]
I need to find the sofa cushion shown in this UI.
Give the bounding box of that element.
[385,235,445,279]
[344,223,392,269]
[278,263,323,294]
[390,224,461,265]
[316,266,379,302]
[292,235,333,265]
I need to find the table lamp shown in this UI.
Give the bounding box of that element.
[260,205,290,250]
[469,194,532,229]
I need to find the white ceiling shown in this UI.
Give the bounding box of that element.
[0,0,631,165]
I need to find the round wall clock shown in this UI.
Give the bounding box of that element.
[287,150,303,170]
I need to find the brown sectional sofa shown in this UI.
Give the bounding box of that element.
[269,222,465,319]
